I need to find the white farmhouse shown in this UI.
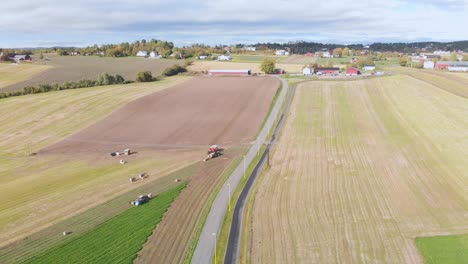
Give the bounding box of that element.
[136,51,148,57]
[198,55,208,60]
[303,67,313,75]
[423,61,435,69]
[275,50,287,56]
[149,51,160,59]
[363,64,376,71]
[217,55,232,61]
[322,51,331,58]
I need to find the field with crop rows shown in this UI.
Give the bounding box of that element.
[21,184,185,264]
[248,74,468,263]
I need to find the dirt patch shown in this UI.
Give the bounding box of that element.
[41,76,279,154]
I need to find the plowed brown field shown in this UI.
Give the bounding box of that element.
[248,75,468,263]
[42,76,279,154]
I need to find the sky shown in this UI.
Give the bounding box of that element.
[1,0,468,47]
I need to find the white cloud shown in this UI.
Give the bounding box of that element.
[1,0,467,47]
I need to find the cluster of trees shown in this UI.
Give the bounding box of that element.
[0,73,127,99]
[261,59,276,73]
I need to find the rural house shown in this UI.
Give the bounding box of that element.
[275,50,289,56]
[149,51,160,59]
[363,64,376,71]
[217,55,232,61]
[303,67,313,75]
[13,54,32,62]
[423,61,435,69]
[136,51,148,57]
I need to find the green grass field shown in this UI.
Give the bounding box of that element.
[416,234,468,264]
[230,55,282,63]
[22,184,186,264]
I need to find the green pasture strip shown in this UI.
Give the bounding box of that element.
[416,234,468,264]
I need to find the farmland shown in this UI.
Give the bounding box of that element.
[2,55,181,92]
[416,234,468,264]
[0,75,279,263]
[248,75,468,263]
[21,184,185,264]
[0,63,51,90]
[0,76,195,246]
[189,61,303,73]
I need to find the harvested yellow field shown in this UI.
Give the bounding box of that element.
[248,75,468,263]
[0,76,196,245]
[188,61,304,73]
[0,63,51,90]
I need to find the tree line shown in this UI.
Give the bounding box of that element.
[0,63,189,100]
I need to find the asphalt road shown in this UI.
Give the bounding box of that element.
[191,76,289,264]
[224,80,296,264]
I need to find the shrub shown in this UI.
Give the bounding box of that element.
[136,71,154,82]
[162,65,187,77]
[260,58,275,74]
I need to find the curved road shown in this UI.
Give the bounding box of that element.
[191,76,289,264]
[224,80,295,264]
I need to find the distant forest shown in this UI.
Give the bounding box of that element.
[2,40,467,58]
[249,40,468,54]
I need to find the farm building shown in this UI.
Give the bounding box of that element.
[346,67,361,75]
[275,50,289,56]
[436,61,468,71]
[208,69,251,76]
[198,55,208,60]
[316,67,339,75]
[136,51,148,57]
[244,46,256,51]
[305,53,313,57]
[149,51,160,58]
[423,61,435,69]
[217,55,232,61]
[363,64,376,71]
[303,67,313,75]
[322,51,332,58]
[12,55,32,62]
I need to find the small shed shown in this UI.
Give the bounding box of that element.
[363,64,376,71]
[136,51,148,57]
[303,67,313,75]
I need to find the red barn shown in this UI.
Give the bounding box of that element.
[346,67,361,75]
[435,62,449,70]
[305,53,313,57]
[316,67,339,75]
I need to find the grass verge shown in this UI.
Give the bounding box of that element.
[22,184,186,264]
[416,234,468,264]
